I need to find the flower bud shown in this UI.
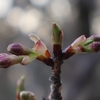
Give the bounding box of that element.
[0,53,11,68]
[88,35,100,41]
[71,35,86,47]
[29,33,51,60]
[79,35,100,52]
[7,43,32,55]
[21,53,38,65]
[65,35,100,54]
[17,76,25,93]
[52,23,63,45]
[0,53,23,68]
[16,76,25,100]
[34,40,51,59]
[20,91,36,100]
[70,35,86,54]
[81,42,100,52]
[91,42,100,52]
[63,35,86,57]
[52,23,63,57]
[62,35,100,60]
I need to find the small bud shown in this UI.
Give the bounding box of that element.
[71,35,86,47]
[52,23,63,57]
[0,53,11,68]
[21,53,38,65]
[62,35,100,60]
[29,33,51,60]
[0,53,23,68]
[81,42,100,52]
[88,35,100,41]
[20,91,36,100]
[7,43,32,55]
[17,76,25,93]
[70,35,86,54]
[16,76,25,100]
[91,42,100,52]
[63,35,86,57]
[52,23,63,45]
[80,35,100,52]
[65,35,100,54]
[33,40,51,59]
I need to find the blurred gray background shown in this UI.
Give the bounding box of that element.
[0,0,100,100]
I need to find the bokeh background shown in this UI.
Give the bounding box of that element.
[0,0,100,100]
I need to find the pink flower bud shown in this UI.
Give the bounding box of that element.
[83,42,100,52]
[21,54,38,65]
[29,33,51,59]
[0,53,11,68]
[0,53,23,68]
[88,35,100,41]
[34,40,51,58]
[7,43,32,55]
[91,42,100,52]
[71,35,86,48]
[69,35,86,54]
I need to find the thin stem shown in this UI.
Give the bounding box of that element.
[49,58,63,100]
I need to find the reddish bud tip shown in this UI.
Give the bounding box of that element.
[7,43,23,55]
[88,35,100,41]
[7,43,32,55]
[0,53,11,68]
[91,42,100,52]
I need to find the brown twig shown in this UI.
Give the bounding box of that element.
[49,58,63,100]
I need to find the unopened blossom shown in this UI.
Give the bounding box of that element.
[7,43,33,55]
[81,42,100,52]
[52,23,63,57]
[52,23,63,45]
[67,35,100,53]
[20,91,36,100]
[71,35,86,53]
[16,76,25,100]
[88,35,100,41]
[0,53,23,68]
[21,54,38,65]
[63,35,86,57]
[17,76,25,93]
[63,35,100,59]
[74,35,100,52]
[28,33,51,60]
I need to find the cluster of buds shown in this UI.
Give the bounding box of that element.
[0,33,54,68]
[63,35,100,59]
[0,23,100,100]
[0,53,23,68]
[0,22,100,67]
[16,76,36,100]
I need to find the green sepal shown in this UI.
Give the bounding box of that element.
[21,51,39,65]
[81,39,93,46]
